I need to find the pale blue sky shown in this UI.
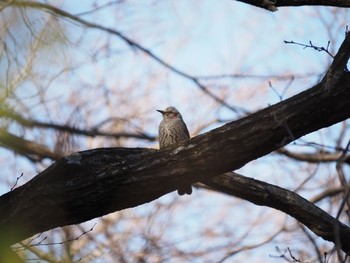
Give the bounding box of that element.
[1,1,349,261]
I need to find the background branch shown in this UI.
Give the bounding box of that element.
[1,32,350,247]
[235,0,350,11]
[0,107,155,142]
[5,0,243,113]
[203,172,350,254]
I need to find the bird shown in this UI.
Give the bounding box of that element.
[157,106,192,195]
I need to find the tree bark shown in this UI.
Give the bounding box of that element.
[235,0,350,11]
[1,28,350,255]
[204,172,350,253]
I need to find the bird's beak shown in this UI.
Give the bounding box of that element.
[157,110,165,114]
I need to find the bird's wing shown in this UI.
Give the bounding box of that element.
[182,121,190,138]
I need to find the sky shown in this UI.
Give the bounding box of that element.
[1,0,350,262]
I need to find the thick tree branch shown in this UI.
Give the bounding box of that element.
[203,172,350,254]
[235,0,350,11]
[0,33,350,250]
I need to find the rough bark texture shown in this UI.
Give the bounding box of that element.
[236,0,350,11]
[1,28,350,254]
[204,172,350,253]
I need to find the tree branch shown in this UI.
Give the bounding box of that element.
[5,0,243,113]
[235,0,350,11]
[1,32,350,250]
[0,129,61,161]
[0,107,156,142]
[203,172,350,255]
[277,148,350,165]
[1,4,350,258]
[310,184,350,203]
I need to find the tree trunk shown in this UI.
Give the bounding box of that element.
[1,33,350,253]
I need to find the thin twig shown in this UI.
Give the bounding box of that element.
[11,173,24,191]
[284,40,334,58]
[8,1,242,113]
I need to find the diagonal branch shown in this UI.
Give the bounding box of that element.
[235,0,350,11]
[5,0,241,113]
[0,129,61,161]
[0,33,350,250]
[203,172,350,254]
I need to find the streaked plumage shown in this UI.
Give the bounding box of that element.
[157,106,192,195]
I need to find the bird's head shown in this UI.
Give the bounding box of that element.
[157,106,182,119]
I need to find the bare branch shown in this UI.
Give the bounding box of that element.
[0,34,350,247]
[0,107,156,142]
[1,3,350,258]
[0,129,61,161]
[204,172,350,254]
[284,40,334,58]
[11,173,24,191]
[4,1,242,113]
[310,184,350,203]
[277,148,350,165]
[235,0,350,11]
